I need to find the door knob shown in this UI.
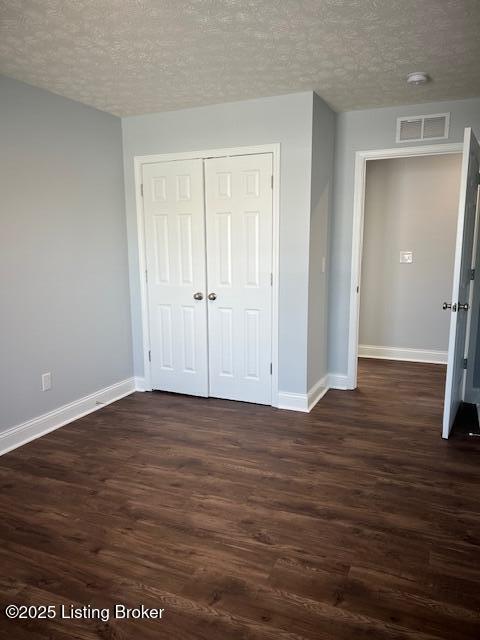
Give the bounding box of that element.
[193,292,204,300]
[458,303,469,311]
[442,302,457,311]
[208,292,217,301]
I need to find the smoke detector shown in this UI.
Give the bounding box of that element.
[407,72,430,86]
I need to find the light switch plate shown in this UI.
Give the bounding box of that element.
[400,251,413,264]
[41,372,52,391]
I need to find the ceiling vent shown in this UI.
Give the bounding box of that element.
[396,113,450,143]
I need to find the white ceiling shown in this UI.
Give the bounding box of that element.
[1,0,479,117]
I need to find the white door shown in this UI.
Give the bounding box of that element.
[143,159,209,396]
[204,154,273,404]
[443,128,480,438]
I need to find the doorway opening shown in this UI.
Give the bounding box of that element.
[358,153,462,398]
[348,144,463,386]
[347,138,480,438]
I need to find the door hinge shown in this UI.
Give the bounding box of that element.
[470,268,475,280]
[140,183,144,197]
[145,269,148,283]
[270,272,273,286]
[271,175,273,190]
[148,350,151,362]
[463,357,468,369]
[270,363,272,375]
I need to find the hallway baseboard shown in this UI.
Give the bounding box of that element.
[359,344,447,364]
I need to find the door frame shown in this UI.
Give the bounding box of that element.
[134,143,281,406]
[347,142,463,390]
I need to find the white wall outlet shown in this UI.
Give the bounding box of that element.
[400,251,413,264]
[41,372,52,391]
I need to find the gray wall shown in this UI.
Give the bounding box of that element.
[360,155,462,352]
[0,75,132,431]
[307,93,336,389]
[122,92,314,394]
[329,97,480,377]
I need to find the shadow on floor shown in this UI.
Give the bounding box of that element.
[451,402,480,438]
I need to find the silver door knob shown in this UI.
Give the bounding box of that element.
[443,302,457,311]
[208,292,217,301]
[193,292,204,300]
[458,303,469,311]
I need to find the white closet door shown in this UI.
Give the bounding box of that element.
[143,159,208,396]
[205,153,273,404]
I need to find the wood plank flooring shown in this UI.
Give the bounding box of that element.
[1,358,480,639]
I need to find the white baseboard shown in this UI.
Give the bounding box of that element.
[0,377,136,457]
[358,344,447,364]
[278,375,329,412]
[277,391,309,412]
[307,376,329,411]
[134,376,147,391]
[328,373,351,390]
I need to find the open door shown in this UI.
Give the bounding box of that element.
[443,128,480,438]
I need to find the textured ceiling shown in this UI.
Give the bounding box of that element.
[1,0,479,117]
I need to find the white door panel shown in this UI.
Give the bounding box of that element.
[143,159,209,396]
[205,154,273,404]
[443,128,480,437]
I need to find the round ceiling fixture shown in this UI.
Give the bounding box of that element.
[407,72,430,86]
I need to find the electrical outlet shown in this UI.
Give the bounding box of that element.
[41,372,52,391]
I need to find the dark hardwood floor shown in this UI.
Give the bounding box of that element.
[1,358,480,639]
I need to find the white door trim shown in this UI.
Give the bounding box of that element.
[134,144,281,407]
[347,142,463,390]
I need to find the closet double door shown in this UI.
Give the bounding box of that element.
[143,153,273,405]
